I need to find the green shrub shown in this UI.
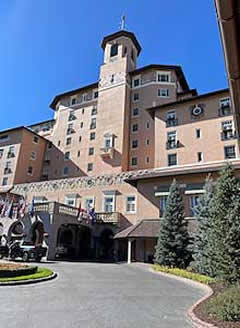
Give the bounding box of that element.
[206,285,240,321]
[152,264,216,284]
[0,267,53,282]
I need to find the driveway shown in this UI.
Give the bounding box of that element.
[0,261,205,328]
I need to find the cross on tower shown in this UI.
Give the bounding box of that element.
[121,15,126,30]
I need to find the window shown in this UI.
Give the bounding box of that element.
[90,118,96,129]
[67,123,73,135]
[190,195,200,216]
[110,44,118,57]
[33,136,39,144]
[124,47,127,55]
[220,97,231,108]
[58,140,61,146]
[104,135,114,148]
[63,167,69,176]
[80,122,83,128]
[157,72,170,83]
[222,120,233,130]
[159,196,168,217]
[64,151,70,160]
[89,147,94,155]
[87,163,93,172]
[132,140,138,149]
[132,124,138,133]
[167,111,176,120]
[224,146,236,159]
[71,97,77,106]
[27,166,33,175]
[132,108,139,117]
[133,93,139,102]
[146,156,150,164]
[68,110,76,121]
[77,150,80,157]
[0,149,3,159]
[196,129,201,138]
[133,78,140,88]
[103,195,115,212]
[0,135,9,143]
[111,74,115,83]
[48,142,52,149]
[197,152,203,162]
[146,138,150,146]
[30,151,36,160]
[131,157,138,166]
[126,196,136,213]
[85,197,94,210]
[65,195,76,207]
[83,94,88,102]
[158,88,169,97]
[94,91,98,99]
[90,132,95,140]
[79,136,82,142]
[82,108,85,114]
[7,146,15,158]
[146,121,150,129]
[167,131,177,149]
[2,177,8,186]
[66,137,71,145]
[91,107,97,116]
[168,153,177,166]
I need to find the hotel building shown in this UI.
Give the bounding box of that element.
[0,28,239,263]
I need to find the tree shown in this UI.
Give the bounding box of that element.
[207,164,240,280]
[191,176,214,275]
[154,180,190,268]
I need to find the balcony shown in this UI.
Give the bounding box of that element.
[4,168,12,174]
[166,140,180,150]
[90,123,96,130]
[221,130,238,141]
[218,105,232,116]
[7,152,15,159]
[96,212,120,224]
[166,118,178,127]
[100,147,114,159]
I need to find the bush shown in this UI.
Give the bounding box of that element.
[152,264,216,285]
[0,265,38,278]
[0,267,53,282]
[206,285,240,321]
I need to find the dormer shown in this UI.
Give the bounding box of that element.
[101,31,141,71]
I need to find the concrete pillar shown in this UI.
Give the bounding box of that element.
[127,239,133,264]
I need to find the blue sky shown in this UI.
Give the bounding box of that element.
[0,1,227,131]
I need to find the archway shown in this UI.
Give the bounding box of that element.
[98,228,114,262]
[31,221,44,246]
[56,226,75,258]
[78,226,92,260]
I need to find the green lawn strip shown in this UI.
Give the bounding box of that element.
[152,264,216,285]
[0,267,53,282]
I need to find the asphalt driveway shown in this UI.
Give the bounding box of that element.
[0,261,205,328]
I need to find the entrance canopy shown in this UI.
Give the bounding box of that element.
[114,219,161,239]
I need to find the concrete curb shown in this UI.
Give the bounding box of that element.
[0,272,58,286]
[149,268,218,328]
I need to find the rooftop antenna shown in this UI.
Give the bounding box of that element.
[120,14,126,30]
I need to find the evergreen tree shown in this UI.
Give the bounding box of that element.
[154,180,190,268]
[207,164,240,279]
[191,176,214,275]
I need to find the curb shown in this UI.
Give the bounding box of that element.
[0,272,58,286]
[149,268,218,328]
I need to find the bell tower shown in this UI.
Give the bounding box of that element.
[94,29,142,174]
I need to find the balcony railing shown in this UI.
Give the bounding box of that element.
[100,147,114,159]
[7,152,15,159]
[166,118,178,127]
[221,131,238,141]
[166,140,180,150]
[4,168,12,174]
[218,105,232,116]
